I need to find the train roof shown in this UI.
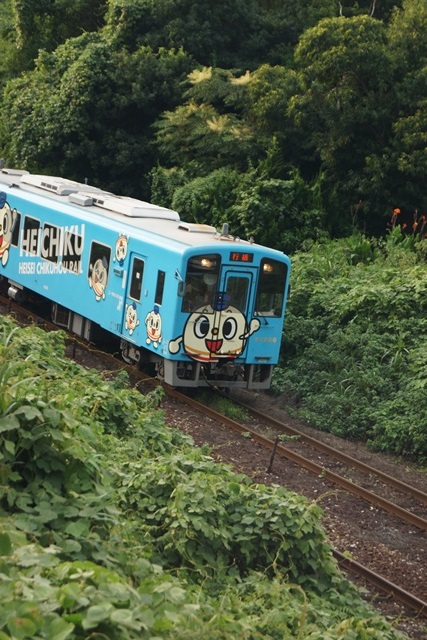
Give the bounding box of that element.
[0,168,286,258]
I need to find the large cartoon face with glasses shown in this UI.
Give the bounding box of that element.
[169,294,260,362]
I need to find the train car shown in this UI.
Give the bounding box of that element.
[0,167,291,389]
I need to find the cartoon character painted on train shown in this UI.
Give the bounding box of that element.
[145,305,162,348]
[0,194,18,267]
[125,301,140,335]
[88,256,109,301]
[169,292,260,362]
[114,234,129,266]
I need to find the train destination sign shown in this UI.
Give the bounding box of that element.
[229,252,254,263]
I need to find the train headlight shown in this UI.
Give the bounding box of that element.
[262,262,274,273]
[189,255,219,270]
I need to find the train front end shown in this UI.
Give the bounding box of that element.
[164,244,291,389]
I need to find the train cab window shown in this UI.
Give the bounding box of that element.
[225,276,249,312]
[255,258,288,317]
[182,253,220,311]
[87,242,111,293]
[129,257,145,301]
[21,216,40,256]
[155,270,165,305]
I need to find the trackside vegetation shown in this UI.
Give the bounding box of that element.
[0,315,406,639]
[273,227,427,461]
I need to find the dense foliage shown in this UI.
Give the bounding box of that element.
[1,0,427,241]
[274,227,427,460]
[0,315,406,638]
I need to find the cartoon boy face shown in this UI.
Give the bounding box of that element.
[169,301,260,362]
[0,196,17,267]
[114,234,128,265]
[125,302,140,335]
[145,306,162,347]
[89,256,109,301]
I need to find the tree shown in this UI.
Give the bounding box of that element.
[289,15,397,232]
[0,0,21,83]
[155,67,262,177]
[255,0,337,64]
[387,0,427,70]
[0,34,192,196]
[104,0,264,68]
[246,64,305,171]
[228,166,328,252]
[360,0,427,218]
[153,64,330,249]
[10,0,106,71]
[170,167,240,229]
[103,0,156,50]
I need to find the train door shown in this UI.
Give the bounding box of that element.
[210,269,254,358]
[122,254,145,343]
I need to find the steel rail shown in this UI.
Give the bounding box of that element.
[236,400,427,507]
[333,549,427,616]
[172,392,427,532]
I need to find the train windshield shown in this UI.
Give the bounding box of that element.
[224,275,249,312]
[182,253,221,311]
[255,258,288,317]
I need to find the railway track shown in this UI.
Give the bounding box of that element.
[167,387,427,617]
[229,396,427,531]
[1,295,427,629]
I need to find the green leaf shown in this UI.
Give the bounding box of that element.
[4,439,15,455]
[110,609,143,630]
[14,544,59,568]
[0,533,12,556]
[65,520,90,538]
[82,603,114,630]
[37,502,59,523]
[15,405,44,421]
[45,618,74,640]
[0,414,20,432]
[57,583,87,608]
[7,617,37,640]
[228,482,241,494]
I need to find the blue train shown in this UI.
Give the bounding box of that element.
[0,168,291,389]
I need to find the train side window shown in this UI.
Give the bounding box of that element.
[255,259,288,317]
[155,270,165,305]
[11,212,21,246]
[22,216,40,256]
[129,257,144,301]
[87,242,111,289]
